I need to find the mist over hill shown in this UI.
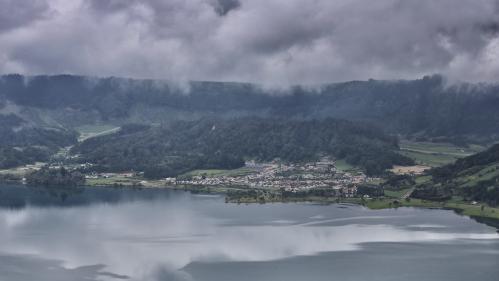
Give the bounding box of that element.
[0,113,77,169]
[1,74,499,142]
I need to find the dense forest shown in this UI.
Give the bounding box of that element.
[0,114,77,169]
[26,166,85,187]
[71,118,413,178]
[413,144,499,205]
[2,74,499,141]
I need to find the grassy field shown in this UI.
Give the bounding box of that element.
[399,140,486,167]
[415,175,432,184]
[384,188,412,199]
[400,141,484,155]
[399,150,457,167]
[335,159,362,174]
[0,162,45,176]
[86,175,144,187]
[76,124,120,141]
[451,162,499,188]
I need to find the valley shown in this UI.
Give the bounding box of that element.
[2,136,498,223]
[0,75,498,225]
[2,2,499,280]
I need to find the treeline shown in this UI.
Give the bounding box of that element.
[431,144,499,181]
[3,74,499,140]
[26,166,85,187]
[0,147,51,169]
[412,143,499,205]
[71,118,413,179]
[0,114,77,169]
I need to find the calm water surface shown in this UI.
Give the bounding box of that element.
[0,184,498,281]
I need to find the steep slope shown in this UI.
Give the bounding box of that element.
[413,144,499,205]
[1,74,499,140]
[0,114,78,169]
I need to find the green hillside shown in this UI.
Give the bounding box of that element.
[399,140,486,167]
[412,143,499,205]
[71,118,413,178]
[0,114,78,169]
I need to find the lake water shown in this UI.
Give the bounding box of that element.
[0,184,498,281]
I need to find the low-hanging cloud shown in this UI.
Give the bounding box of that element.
[0,0,498,85]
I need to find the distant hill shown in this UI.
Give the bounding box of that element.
[1,74,499,141]
[413,143,499,205]
[0,114,77,169]
[71,118,413,178]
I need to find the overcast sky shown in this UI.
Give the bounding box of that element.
[0,0,498,84]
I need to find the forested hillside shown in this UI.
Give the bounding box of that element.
[413,143,499,205]
[71,118,413,178]
[1,74,499,141]
[2,74,499,172]
[0,114,77,169]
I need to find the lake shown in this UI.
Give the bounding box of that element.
[0,184,498,281]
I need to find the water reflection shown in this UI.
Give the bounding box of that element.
[0,185,498,281]
[0,254,128,281]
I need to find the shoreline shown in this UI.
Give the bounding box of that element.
[146,184,499,229]
[2,180,499,230]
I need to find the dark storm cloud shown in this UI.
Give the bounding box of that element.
[478,21,499,36]
[212,0,241,16]
[0,0,498,84]
[0,0,50,32]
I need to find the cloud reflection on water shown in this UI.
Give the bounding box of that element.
[0,194,497,280]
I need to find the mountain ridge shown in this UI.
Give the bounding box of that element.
[1,74,499,141]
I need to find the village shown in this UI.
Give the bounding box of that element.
[175,158,379,197]
[0,156,380,198]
